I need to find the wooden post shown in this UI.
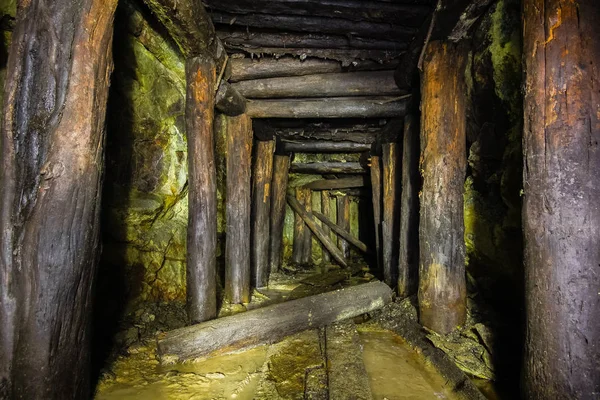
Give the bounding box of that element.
[292,187,309,265]
[336,195,351,259]
[382,143,400,287]
[314,212,369,254]
[522,0,600,397]
[370,155,382,270]
[269,155,291,274]
[418,41,468,335]
[398,114,420,297]
[225,114,253,304]
[321,191,332,264]
[186,56,218,323]
[252,139,274,288]
[302,188,314,264]
[0,0,117,397]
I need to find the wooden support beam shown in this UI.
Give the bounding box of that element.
[225,114,253,304]
[229,57,400,82]
[302,188,314,264]
[382,143,400,287]
[320,191,333,264]
[215,81,246,116]
[217,29,406,51]
[288,195,348,267]
[204,0,431,25]
[398,114,420,297]
[290,162,366,175]
[292,187,310,265]
[186,56,218,323]
[522,0,600,397]
[0,0,117,397]
[157,281,393,363]
[282,141,372,153]
[336,195,351,258]
[269,155,291,274]
[255,119,383,144]
[419,41,468,335]
[370,155,383,271]
[252,140,274,288]
[233,71,404,99]
[314,212,369,254]
[304,176,368,191]
[211,12,418,41]
[246,96,410,119]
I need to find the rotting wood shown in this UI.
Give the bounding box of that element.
[292,187,310,265]
[269,155,291,274]
[186,55,218,323]
[225,114,253,304]
[215,81,246,116]
[0,0,117,397]
[522,0,600,397]
[233,71,405,99]
[282,141,372,153]
[370,155,383,271]
[320,191,333,264]
[290,162,366,175]
[418,41,468,335]
[217,29,406,51]
[157,281,393,363]
[382,143,400,288]
[246,96,410,119]
[304,176,368,191]
[204,0,430,25]
[336,195,351,258]
[288,195,348,267]
[398,114,420,297]
[252,139,275,288]
[314,212,369,254]
[229,57,400,82]
[211,12,418,41]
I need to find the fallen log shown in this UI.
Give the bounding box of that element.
[215,81,246,116]
[246,96,410,119]
[304,176,368,190]
[314,212,369,253]
[269,155,291,274]
[229,57,400,82]
[211,12,418,40]
[252,139,275,288]
[225,114,253,304]
[288,195,348,267]
[233,71,404,99]
[157,281,393,363]
[291,162,366,175]
[283,140,372,153]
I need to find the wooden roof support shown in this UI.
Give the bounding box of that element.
[282,140,372,153]
[290,162,366,174]
[304,176,368,191]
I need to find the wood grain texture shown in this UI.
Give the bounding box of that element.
[418,41,467,335]
[0,0,117,397]
[522,0,600,397]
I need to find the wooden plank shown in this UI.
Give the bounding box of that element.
[304,176,368,190]
[252,140,275,288]
[418,41,468,335]
[233,71,404,99]
[290,162,366,175]
[522,0,600,397]
[382,142,400,287]
[186,56,218,323]
[314,212,369,253]
[157,281,394,363]
[288,195,348,267]
[398,114,420,297]
[246,96,410,119]
[225,114,253,304]
[269,155,291,274]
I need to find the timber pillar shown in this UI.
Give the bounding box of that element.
[522,0,600,397]
[418,40,468,335]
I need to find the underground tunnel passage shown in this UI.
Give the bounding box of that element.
[0,0,599,399]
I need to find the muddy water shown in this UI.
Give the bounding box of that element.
[358,328,460,400]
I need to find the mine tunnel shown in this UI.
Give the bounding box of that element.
[0,0,599,399]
